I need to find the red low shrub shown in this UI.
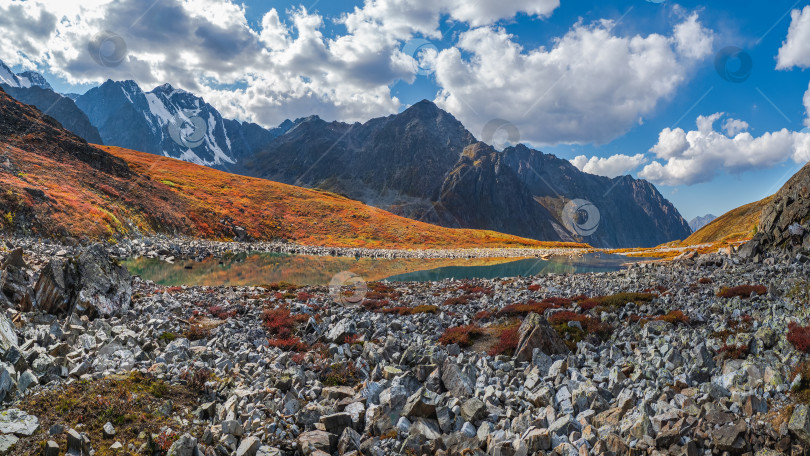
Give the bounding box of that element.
[488,323,520,357]
[443,294,479,306]
[457,284,493,295]
[362,299,389,311]
[788,322,810,353]
[717,285,767,299]
[474,310,494,320]
[439,325,485,347]
[497,299,559,317]
[698,277,713,284]
[377,305,438,315]
[209,305,236,320]
[717,344,749,360]
[528,284,542,292]
[653,310,689,325]
[548,311,613,340]
[261,307,309,338]
[268,336,307,352]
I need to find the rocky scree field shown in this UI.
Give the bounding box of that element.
[2,238,810,455]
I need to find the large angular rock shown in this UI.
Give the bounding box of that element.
[402,388,439,419]
[337,427,362,455]
[409,418,442,441]
[236,436,260,456]
[713,419,748,454]
[0,409,38,436]
[167,433,197,456]
[35,244,131,318]
[460,397,487,423]
[0,313,17,355]
[0,248,32,310]
[298,430,336,455]
[514,313,569,362]
[0,434,18,455]
[319,412,352,436]
[441,359,474,399]
[523,427,551,452]
[34,258,75,315]
[789,404,810,445]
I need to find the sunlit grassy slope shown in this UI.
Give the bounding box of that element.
[0,139,587,249]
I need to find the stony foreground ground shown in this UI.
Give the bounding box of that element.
[1,238,810,455]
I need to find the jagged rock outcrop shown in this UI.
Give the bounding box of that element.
[436,143,571,242]
[34,244,131,318]
[740,161,810,259]
[514,312,569,362]
[0,248,32,311]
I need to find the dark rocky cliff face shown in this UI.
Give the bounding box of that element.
[500,145,691,248]
[241,100,691,248]
[432,143,571,242]
[741,161,810,259]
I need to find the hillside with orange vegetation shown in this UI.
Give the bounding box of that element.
[604,195,772,259]
[681,196,772,246]
[0,88,585,250]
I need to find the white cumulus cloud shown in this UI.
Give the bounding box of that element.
[777,6,810,69]
[0,0,564,127]
[432,13,714,146]
[638,113,810,186]
[804,81,810,128]
[570,154,647,178]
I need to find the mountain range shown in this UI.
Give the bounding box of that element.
[240,100,691,247]
[0,85,573,250]
[0,59,692,248]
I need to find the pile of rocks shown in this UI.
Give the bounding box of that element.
[1,239,810,455]
[5,235,587,264]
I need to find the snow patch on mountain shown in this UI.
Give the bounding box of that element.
[0,61,21,87]
[16,71,52,90]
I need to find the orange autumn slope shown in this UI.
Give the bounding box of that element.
[0,88,584,250]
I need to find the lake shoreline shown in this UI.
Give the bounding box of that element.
[5,235,595,261]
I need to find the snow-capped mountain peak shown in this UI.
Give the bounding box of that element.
[0,59,53,90]
[75,79,293,168]
[16,70,52,90]
[0,60,21,87]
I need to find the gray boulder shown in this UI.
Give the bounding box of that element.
[0,409,38,436]
[514,313,569,362]
[167,433,198,456]
[35,244,131,318]
[0,313,17,355]
[0,248,32,310]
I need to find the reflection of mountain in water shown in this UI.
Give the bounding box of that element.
[126,253,637,287]
[384,255,634,282]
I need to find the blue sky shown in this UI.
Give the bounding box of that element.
[1,0,810,220]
